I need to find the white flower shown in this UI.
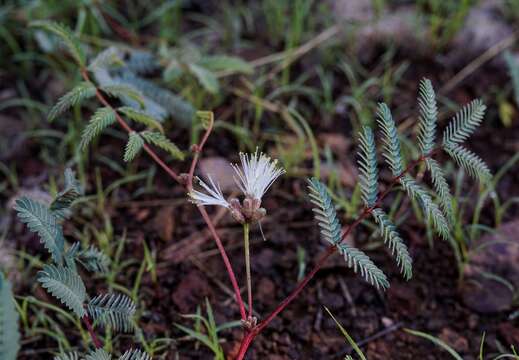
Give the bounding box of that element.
[188,175,230,208]
[231,150,285,200]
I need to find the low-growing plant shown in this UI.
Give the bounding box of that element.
[12,21,494,359]
[13,168,149,359]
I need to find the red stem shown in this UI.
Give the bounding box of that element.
[82,315,102,349]
[198,206,247,320]
[80,70,247,321]
[235,151,439,359]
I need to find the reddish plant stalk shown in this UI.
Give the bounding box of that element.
[80,66,441,358]
[235,152,439,359]
[82,315,102,349]
[80,70,247,324]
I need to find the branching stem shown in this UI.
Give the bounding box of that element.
[234,150,440,359]
[79,68,247,324]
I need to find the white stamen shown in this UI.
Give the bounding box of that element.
[188,175,230,208]
[231,149,285,200]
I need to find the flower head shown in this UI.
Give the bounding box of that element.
[231,149,285,201]
[188,175,230,208]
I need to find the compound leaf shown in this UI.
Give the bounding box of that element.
[377,103,404,176]
[140,131,184,160]
[38,265,86,317]
[80,107,116,150]
[118,349,152,360]
[87,293,136,333]
[118,107,164,133]
[14,197,64,264]
[123,132,144,162]
[31,21,85,67]
[337,244,389,290]
[417,78,438,156]
[307,178,341,245]
[443,99,486,146]
[357,126,379,207]
[48,82,96,122]
[371,208,412,279]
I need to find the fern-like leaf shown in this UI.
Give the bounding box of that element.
[88,46,123,71]
[31,21,85,67]
[442,99,486,145]
[87,293,136,333]
[140,131,185,160]
[417,78,438,156]
[377,103,404,176]
[54,352,80,360]
[80,107,117,150]
[124,132,144,162]
[85,349,112,360]
[400,175,450,240]
[50,168,83,214]
[118,73,195,127]
[307,178,341,245]
[77,246,111,273]
[444,143,492,183]
[357,126,379,207]
[119,349,151,360]
[118,107,164,132]
[337,244,389,290]
[38,265,86,317]
[48,82,96,122]
[100,84,145,108]
[425,158,454,222]
[371,208,412,279]
[125,50,159,74]
[0,273,20,360]
[14,197,64,263]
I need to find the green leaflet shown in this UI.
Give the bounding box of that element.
[357,126,379,207]
[80,107,117,150]
[87,293,136,333]
[140,131,185,160]
[118,107,164,133]
[426,158,454,222]
[371,208,412,280]
[118,349,152,360]
[88,46,123,71]
[307,178,341,245]
[417,78,438,156]
[77,245,111,273]
[38,264,86,318]
[400,175,450,240]
[443,99,486,146]
[337,243,389,290]
[50,168,83,215]
[100,84,145,108]
[444,143,492,183]
[308,178,389,290]
[47,82,96,122]
[14,197,64,264]
[123,132,144,162]
[31,21,85,67]
[377,102,404,176]
[0,273,20,360]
